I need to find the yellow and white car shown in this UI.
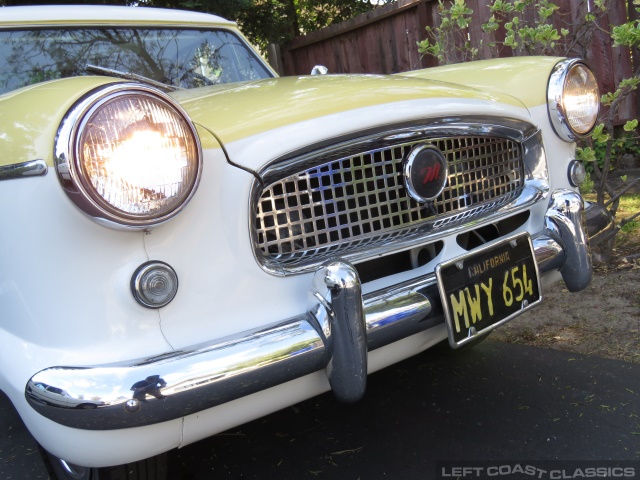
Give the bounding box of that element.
[0,5,612,479]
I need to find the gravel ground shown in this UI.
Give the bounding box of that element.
[493,171,640,363]
[492,261,640,363]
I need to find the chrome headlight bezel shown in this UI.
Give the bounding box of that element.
[55,83,203,229]
[547,59,600,142]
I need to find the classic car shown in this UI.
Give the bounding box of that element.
[0,4,612,479]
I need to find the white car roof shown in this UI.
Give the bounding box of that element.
[0,5,234,28]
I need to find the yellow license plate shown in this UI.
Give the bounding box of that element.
[436,233,541,348]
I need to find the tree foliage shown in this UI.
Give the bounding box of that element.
[417,0,575,64]
[1,0,386,51]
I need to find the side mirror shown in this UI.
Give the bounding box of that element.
[311,65,329,75]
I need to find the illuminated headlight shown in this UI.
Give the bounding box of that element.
[548,59,599,142]
[55,84,202,228]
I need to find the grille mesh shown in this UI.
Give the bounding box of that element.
[253,136,524,268]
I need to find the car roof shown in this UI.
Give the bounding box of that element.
[0,5,235,29]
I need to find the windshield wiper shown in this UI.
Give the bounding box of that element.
[85,64,183,92]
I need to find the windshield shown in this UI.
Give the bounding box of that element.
[0,27,273,94]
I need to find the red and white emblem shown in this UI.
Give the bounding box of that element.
[403,144,448,202]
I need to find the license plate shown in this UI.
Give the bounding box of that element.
[436,233,541,348]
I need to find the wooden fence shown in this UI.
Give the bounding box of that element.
[280,0,436,76]
[279,0,638,123]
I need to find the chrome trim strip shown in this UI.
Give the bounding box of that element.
[259,117,540,184]
[27,190,610,431]
[0,160,47,181]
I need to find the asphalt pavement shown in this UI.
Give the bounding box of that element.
[2,341,639,479]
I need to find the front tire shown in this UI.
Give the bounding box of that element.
[40,447,168,480]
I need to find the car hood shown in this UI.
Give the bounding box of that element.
[170,73,531,171]
[0,68,539,172]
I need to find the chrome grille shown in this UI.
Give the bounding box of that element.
[252,135,524,271]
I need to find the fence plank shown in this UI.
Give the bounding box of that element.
[607,0,635,122]
[630,0,640,120]
[468,0,494,59]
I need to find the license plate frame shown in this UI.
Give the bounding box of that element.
[436,233,542,348]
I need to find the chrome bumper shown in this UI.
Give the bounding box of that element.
[26,190,613,430]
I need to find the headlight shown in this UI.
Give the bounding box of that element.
[56,83,202,229]
[548,59,599,142]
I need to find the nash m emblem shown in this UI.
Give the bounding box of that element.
[404,144,448,203]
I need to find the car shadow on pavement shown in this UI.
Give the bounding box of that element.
[0,390,48,479]
[168,341,640,479]
[2,341,639,479]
